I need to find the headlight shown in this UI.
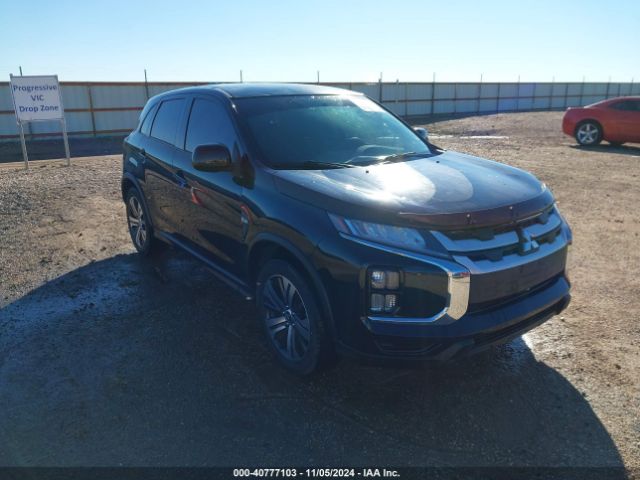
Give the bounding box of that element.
[328,213,426,252]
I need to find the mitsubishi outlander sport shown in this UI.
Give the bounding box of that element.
[121,83,572,375]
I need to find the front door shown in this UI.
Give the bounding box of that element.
[172,96,246,276]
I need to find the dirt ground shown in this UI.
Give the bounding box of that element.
[0,111,638,474]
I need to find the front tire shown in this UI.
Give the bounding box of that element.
[575,121,602,146]
[256,260,332,375]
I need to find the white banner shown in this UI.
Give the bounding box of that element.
[9,75,65,122]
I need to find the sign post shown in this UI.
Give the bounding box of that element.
[9,74,70,170]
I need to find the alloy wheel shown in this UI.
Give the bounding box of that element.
[262,274,312,361]
[576,123,599,145]
[127,195,147,249]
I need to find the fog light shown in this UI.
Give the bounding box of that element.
[384,294,397,312]
[385,271,400,289]
[370,293,384,312]
[370,269,400,289]
[371,270,386,289]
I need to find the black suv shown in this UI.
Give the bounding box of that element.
[122,83,572,374]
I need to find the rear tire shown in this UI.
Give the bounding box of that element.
[575,121,602,146]
[256,259,333,375]
[125,188,162,256]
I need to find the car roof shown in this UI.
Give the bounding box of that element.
[153,82,362,101]
[590,96,640,106]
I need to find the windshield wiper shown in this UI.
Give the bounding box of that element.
[380,151,431,163]
[293,161,356,170]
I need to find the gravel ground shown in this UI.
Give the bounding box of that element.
[0,112,638,473]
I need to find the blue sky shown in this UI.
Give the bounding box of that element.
[2,0,638,83]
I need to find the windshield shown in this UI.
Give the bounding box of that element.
[234,95,432,169]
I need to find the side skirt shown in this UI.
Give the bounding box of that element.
[157,231,254,301]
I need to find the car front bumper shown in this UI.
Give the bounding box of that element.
[337,275,570,363]
[320,212,572,362]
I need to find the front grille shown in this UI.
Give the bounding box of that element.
[431,206,569,307]
[432,206,563,263]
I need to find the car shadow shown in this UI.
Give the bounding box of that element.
[0,251,627,473]
[570,143,640,157]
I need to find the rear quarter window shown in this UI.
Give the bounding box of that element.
[150,98,185,145]
[139,103,158,136]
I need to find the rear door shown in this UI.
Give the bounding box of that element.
[144,96,188,232]
[171,96,245,275]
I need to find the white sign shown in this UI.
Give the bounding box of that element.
[9,75,64,122]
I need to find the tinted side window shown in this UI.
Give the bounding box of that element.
[150,99,185,145]
[140,103,158,136]
[185,98,236,152]
[611,101,633,111]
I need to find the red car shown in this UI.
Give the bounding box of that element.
[562,96,640,146]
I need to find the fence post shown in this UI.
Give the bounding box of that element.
[87,84,97,137]
[564,83,569,109]
[579,77,585,105]
[144,69,150,100]
[404,81,408,117]
[477,74,482,114]
[430,73,435,115]
[453,82,458,114]
[496,83,501,113]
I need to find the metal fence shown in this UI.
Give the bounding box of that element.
[1,80,638,140]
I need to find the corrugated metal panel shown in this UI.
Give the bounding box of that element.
[91,85,147,108]
[381,83,402,102]
[518,83,535,97]
[456,84,479,99]
[406,101,431,116]
[534,83,553,96]
[518,98,534,110]
[94,110,139,131]
[433,100,454,114]
[479,99,496,112]
[454,99,477,113]
[28,120,63,135]
[61,85,90,109]
[498,98,517,111]
[480,83,499,98]
[66,112,93,132]
[406,84,432,100]
[566,84,582,95]
[499,83,518,97]
[566,97,582,107]
[583,83,608,95]
[434,84,455,100]
[0,84,14,110]
[0,114,18,135]
[533,97,551,109]
[552,83,568,96]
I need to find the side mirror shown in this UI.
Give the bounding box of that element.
[414,127,429,142]
[192,144,231,172]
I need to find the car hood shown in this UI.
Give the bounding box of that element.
[272,151,554,228]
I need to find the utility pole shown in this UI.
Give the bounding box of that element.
[317,70,320,84]
[240,70,243,83]
[19,66,23,75]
